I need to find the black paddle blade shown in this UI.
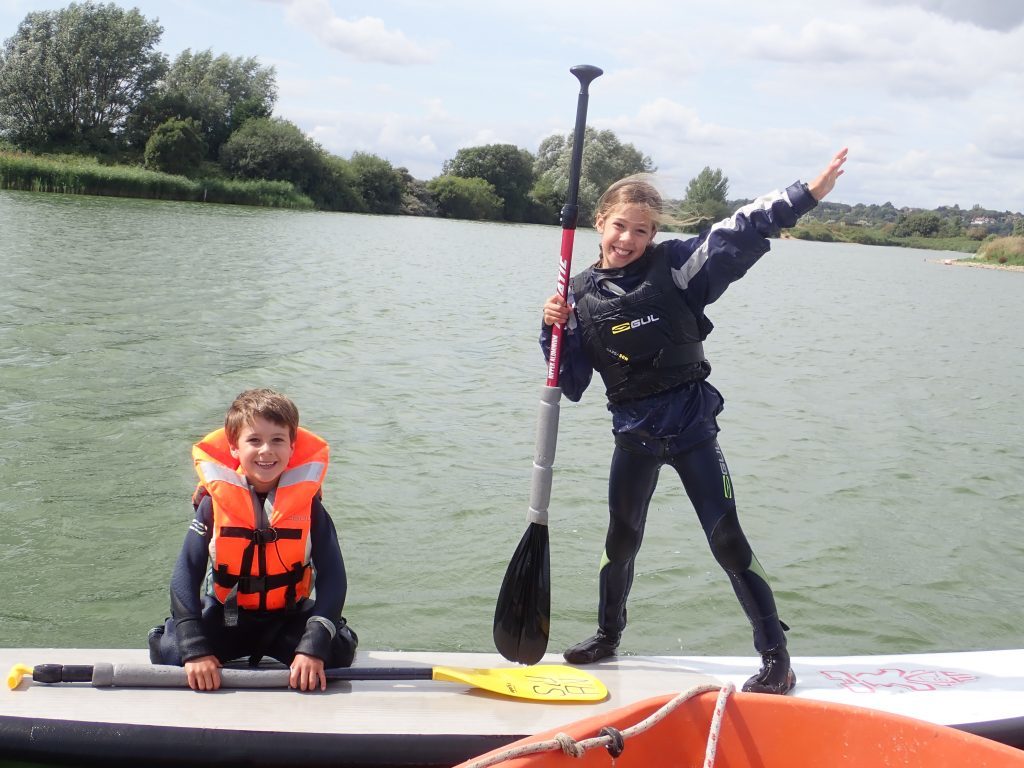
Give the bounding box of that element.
[493,522,551,664]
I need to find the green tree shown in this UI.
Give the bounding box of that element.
[219,116,322,191]
[0,1,166,151]
[143,117,204,176]
[442,143,534,222]
[427,175,503,220]
[892,211,943,237]
[132,49,276,159]
[1012,217,1024,237]
[532,127,654,224]
[349,152,404,214]
[680,167,731,230]
[306,153,367,213]
[938,214,963,238]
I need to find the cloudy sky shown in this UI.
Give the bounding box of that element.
[2,0,1023,211]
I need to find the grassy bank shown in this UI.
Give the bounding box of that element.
[963,236,1024,267]
[787,220,981,254]
[0,151,314,209]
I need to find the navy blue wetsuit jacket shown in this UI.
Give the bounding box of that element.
[541,182,817,456]
[169,495,348,662]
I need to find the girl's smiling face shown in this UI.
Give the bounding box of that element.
[596,203,657,269]
[229,416,294,492]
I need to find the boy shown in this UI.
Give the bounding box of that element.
[149,388,357,691]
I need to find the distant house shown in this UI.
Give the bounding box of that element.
[970,216,996,226]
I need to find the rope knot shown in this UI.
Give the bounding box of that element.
[554,732,585,758]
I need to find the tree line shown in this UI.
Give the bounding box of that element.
[798,201,1024,240]
[5,3,1016,237]
[1,1,704,224]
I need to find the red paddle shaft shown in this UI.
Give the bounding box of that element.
[545,64,602,388]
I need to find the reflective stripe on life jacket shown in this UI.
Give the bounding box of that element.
[572,247,708,404]
[192,427,328,617]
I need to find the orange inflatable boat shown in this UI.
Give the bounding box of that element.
[457,685,1024,768]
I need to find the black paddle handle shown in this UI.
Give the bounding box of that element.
[32,664,94,683]
[325,667,433,681]
[561,64,603,229]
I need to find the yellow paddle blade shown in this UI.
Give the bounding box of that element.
[7,664,32,690]
[431,664,607,702]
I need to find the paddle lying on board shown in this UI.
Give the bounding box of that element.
[8,662,607,702]
[493,64,603,666]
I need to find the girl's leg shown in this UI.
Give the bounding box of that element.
[599,443,662,635]
[668,438,786,651]
[670,438,794,694]
[564,441,661,663]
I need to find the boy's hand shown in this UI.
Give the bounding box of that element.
[543,294,571,327]
[808,147,848,201]
[184,655,222,691]
[290,652,327,691]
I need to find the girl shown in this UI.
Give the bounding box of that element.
[542,149,847,694]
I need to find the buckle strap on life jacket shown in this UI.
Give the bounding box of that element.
[213,564,308,594]
[215,562,309,626]
[219,526,303,544]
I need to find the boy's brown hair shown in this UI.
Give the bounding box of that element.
[224,388,299,444]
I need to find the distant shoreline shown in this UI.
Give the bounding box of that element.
[931,258,1024,273]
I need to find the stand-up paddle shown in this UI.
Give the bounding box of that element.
[493,64,603,665]
[9,662,607,702]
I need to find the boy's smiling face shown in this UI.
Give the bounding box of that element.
[230,416,294,492]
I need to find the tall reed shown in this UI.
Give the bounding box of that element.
[0,152,314,209]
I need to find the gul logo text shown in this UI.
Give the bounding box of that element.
[611,314,659,335]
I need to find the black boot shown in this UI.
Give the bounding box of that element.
[147,624,165,665]
[742,645,796,694]
[563,629,620,664]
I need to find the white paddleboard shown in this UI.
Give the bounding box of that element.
[635,648,1024,745]
[2,647,1021,766]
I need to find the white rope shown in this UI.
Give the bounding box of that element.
[459,681,734,768]
[703,682,735,768]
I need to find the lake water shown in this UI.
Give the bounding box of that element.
[1,189,1021,658]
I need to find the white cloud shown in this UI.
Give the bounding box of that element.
[604,99,736,147]
[260,0,437,65]
[978,116,1024,161]
[869,0,1024,31]
[746,20,874,64]
[745,10,1018,101]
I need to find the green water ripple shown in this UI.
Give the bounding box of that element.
[1,190,1021,657]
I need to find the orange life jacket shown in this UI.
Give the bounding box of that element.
[191,426,329,617]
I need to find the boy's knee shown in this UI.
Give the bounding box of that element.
[331,618,358,668]
[147,620,182,666]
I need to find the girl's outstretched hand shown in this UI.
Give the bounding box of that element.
[808,147,848,201]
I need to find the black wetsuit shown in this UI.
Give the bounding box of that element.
[151,494,356,667]
[542,182,816,652]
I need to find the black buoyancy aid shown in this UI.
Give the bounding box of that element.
[572,248,708,403]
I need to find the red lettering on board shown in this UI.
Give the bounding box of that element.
[819,667,978,693]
